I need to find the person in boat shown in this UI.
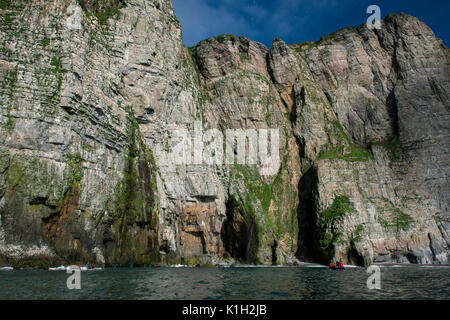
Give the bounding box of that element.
[329,261,345,270]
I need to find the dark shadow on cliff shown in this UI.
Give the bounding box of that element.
[386,90,400,139]
[296,165,319,262]
[221,195,259,264]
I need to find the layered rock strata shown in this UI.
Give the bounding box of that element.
[0,0,448,267]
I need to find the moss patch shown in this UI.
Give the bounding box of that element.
[315,195,356,262]
[216,34,238,43]
[1,65,18,131]
[379,208,414,233]
[368,138,413,162]
[0,0,12,10]
[77,0,126,25]
[319,195,355,225]
[239,53,250,62]
[229,146,298,260]
[107,109,160,266]
[319,121,372,162]
[352,224,365,242]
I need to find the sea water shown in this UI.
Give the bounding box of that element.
[0,265,448,300]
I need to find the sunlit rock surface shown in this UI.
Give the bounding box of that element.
[0,1,448,267]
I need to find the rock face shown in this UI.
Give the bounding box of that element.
[0,0,448,267]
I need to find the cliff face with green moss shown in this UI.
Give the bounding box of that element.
[0,0,448,267]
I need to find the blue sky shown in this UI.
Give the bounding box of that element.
[172,0,449,48]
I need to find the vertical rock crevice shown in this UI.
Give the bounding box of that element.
[105,113,159,267]
[296,166,319,262]
[386,90,400,139]
[221,195,259,264]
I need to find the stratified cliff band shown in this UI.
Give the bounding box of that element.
[0,0,448,267]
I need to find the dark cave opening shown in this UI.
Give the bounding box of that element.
[296,166,319,262]
[271,239,278,265]
[221,196,259,264]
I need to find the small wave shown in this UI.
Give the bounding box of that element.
[343,264,359,268]
[419,265,450,268]
[49,265,100,271]
[49,265,67,271]
[241,264,263,267]
[231,264,271,268]
[0,266,14,271]
[304,265,327,268]
[375,264,450,268]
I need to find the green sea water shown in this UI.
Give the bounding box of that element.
[0,266,449,300]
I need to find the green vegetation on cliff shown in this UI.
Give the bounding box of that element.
[0,0,11,9]
[319,121,372,162]
[109,108,160,266]
[368,138,416,163]
[215,34,238,43]
[379,208,414,233]
[77,0,126,24]
[231,149,299,262]
[319,195,355,225]
[316,195,356,261]
[63,153,84,190]
[1,65,18,131]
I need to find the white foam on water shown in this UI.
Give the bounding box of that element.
[419,265,450,268]
[304,265,327,268]
[233,264,273,268]
[49,265,97,271]
[49,265,66,271]
[0,266,13,271]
